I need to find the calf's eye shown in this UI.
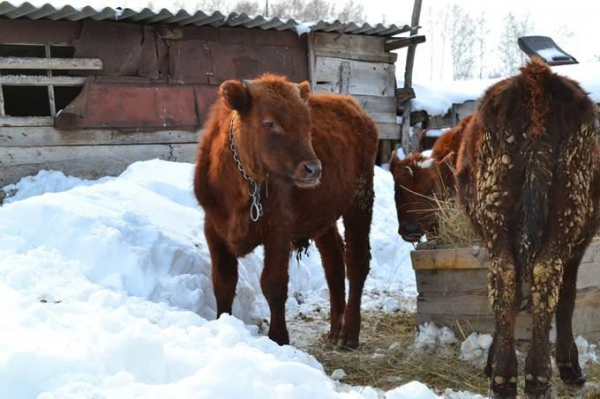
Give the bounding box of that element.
[263,121,274,129]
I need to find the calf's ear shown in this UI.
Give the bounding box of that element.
[297,81,311,101]
[220,80,252,113]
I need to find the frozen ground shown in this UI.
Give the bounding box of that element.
[0,160,597,398]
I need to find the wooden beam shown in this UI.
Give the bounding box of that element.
[0,127,200,147]
[0,143,197,187]
[384,35,426,52]
[0,117,54,127]
[0,75,87,86]
[0,57,103,70]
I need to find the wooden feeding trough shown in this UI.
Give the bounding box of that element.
[411,239,600,341]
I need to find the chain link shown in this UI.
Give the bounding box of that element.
[229,116,264,222]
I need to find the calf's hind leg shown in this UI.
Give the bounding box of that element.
[555,254,586,385]
[315,226,346,342]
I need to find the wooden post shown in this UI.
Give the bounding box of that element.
[45,45,56,117]
[401,0,423,155]
[0,70,5,117]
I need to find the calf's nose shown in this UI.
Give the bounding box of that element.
[303,160,322,180]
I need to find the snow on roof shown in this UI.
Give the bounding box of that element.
[408,62,600,117]
[0,0,409,36]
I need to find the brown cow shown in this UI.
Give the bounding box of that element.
[456,58,600,398]
[389,115,471,242]
[194,74,378,348]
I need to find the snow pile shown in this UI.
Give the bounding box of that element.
[407,62,600,117]
[459,332,493,364]
[576,336,599,367]
[386,381,441,399]
[0,159,424,398]
[414,323,459,355]
[1,170,111,204]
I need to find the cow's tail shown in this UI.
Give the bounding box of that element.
[520,58,554,265]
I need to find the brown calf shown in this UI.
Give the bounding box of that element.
[456,59,600,398]
[389,115,471,242]
[194,74,378,348]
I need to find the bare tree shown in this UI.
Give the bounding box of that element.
[449,5,475,80]
[335,0,365,23]
[232,0,261,14]
[498,12,533,76]
[474,12,489,79]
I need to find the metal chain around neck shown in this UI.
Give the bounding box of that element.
[228,116,263,222]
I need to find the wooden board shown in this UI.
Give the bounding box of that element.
[311,32,396,64]
[0,143,197,186]
[354,95,397,124]
[411,246,491,270]
[314,57,396,97]
[0,127,200,147]
[376,122,401,140]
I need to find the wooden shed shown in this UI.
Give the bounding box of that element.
[0,1,425,191]
[411,241,600,341]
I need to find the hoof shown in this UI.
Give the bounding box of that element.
[490,375,517,399]
[559,365,587,386]
[484,363,492,378]
[524,375,552,399]
[268,329,290,346]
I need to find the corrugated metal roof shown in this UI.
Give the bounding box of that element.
[0,1,410,36]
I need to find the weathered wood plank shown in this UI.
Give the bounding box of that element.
[376,122,401,140]
[353,95,397,124]
[314,57,396,97]
[411,246,491,270]
[416,268,488,295]
[312,32,396,64]
[0,57,103,70]
[0,75,87,86]
[0,143,197,186]
[0,117,54,127]
[0,127,200,147]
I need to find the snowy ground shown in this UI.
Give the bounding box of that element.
[0,160,597,398]
[407,61,600,117]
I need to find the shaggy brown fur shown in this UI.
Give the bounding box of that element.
[389,115,471,242]
[194,74,378,348]
[456,58,600,398]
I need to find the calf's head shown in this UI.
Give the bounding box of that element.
[390,151,450,242]
[220,75,321,188]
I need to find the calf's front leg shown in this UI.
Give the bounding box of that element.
[262,230,292,345]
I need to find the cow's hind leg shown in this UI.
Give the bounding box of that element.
[555,252,586,386]
[205,221,238,316]
[525,253,564,398]
[488,255,519,399]
[262,230,292,345]
[315,226,346,342]
[339,173,374,348]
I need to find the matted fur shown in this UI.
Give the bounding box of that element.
[194,74,378,348]
[456,58,600,398]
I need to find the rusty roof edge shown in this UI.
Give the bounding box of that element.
[0,1,411,37]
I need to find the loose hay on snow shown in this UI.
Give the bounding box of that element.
[290,308,600,397]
